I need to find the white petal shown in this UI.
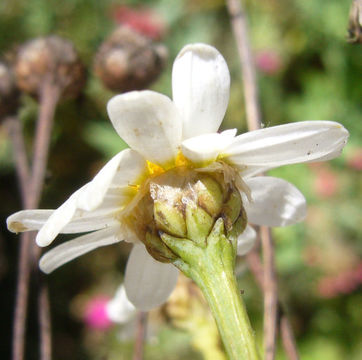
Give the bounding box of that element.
[172,43,230,139]
[242,176,307,227]
[36,189,80,247]
[7,210,53,233]
[39,226,122,274]
[10,150,144,247]
[237,225,257,256]
[124,244,178,311]
[107,91,182,165]
[181,129,237,163]
[238,165,273,179]
[226,121,349,170]
[7,208,118,234]
[106,285,137,324]
[77,149,146,211]
[63,208,119,233]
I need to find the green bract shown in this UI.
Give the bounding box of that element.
[123,167,247,263]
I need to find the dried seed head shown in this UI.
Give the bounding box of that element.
[347,0,362,43]
[122,168,246,262]
[15,36,86,98]
[94,26,167,92]
[0,61,20,118]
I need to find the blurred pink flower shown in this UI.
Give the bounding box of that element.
[313,167,339,198]
[84,296,112,330]
[347,148,362,171]
[255,50,282,75]
[318,263,362,298]
[112,6,167,40]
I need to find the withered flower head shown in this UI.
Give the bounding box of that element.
[347,0,362,43]
[94,26,167,92]
[15,35,86,99]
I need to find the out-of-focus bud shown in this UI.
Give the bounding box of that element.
[255,50,282,75]
[313,167,339,198]
[112,6,167,41]
[94,26,167,92]
[15,36,86,99]
[0,61,19,118]
[84,296,113,331]
[347,148,362,170]
[347,0,362,43]
[164,275,227,360]
[317,262,362,298]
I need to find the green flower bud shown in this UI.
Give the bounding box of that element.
[154,199,187,238]
[196,176,223,216]
[185,202,214,247]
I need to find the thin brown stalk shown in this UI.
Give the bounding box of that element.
[5,114,32,360]
[38,277,52,360]
[225,0,262,131]
[246,242,299,360]
[246,248,264,289]
[11,78,60,360]
[29,79,61,360]
[260,227,278,360]
[12,232,34,360]
[29,79,60,207]
[225,0,299,359]
[4,116,30,201]
[133,312,148,360]
[280,314,299,360]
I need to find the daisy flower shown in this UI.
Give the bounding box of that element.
[7,43,348,312]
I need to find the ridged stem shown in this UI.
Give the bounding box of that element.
[161,219,260,360]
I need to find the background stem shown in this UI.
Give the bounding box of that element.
[31,80,60,360]
[10,79,61,360]
[5,115,31,360]
[225,0,262,131]
[133,312,148,360]
[4,116,30,200]
[12,232,33,360]
[247,246,299,360]
[261,227,278,360]
[29,80,60,207]
[226,0,299,358]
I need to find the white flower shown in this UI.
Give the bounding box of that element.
[106,285,137,324]
[7,43,349,311]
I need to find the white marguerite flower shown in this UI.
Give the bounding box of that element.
[106,284,137,324]
[7,43,348,311]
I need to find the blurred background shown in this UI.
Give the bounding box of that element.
[0,0,361,359]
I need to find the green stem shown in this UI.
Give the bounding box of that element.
[161,219,260,360]
[193,259,259,359]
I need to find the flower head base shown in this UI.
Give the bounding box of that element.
[122,166,247,263]
[7,43,349,311]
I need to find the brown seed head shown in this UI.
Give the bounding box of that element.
[15,35,86,99]
[94,26,168,92]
